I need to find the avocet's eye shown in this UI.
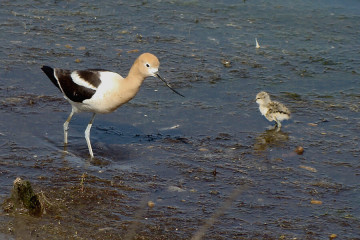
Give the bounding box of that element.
[146,63,150,67]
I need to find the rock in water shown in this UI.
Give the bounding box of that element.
[3,177,43,216]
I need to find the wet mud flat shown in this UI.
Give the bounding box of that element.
[0,90,359,239]
[0,144,357,240]
[1,0,360,239]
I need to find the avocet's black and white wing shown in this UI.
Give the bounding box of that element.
[41,66,109,103]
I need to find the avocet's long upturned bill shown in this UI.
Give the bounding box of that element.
[41,53,184,158]
[255,91,290,131]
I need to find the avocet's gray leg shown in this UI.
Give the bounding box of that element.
[275,118,282,132]
[64,110,74,144]
[85,113,96,158]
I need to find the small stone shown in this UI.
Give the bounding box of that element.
[310,199,323,205]
[209,190,219,195]
[127,49,139,54]
[198,148,208,152]
[299,165,317,173]
[168,186,185,192]
[147,201,155,208]
[221,59,232,68]
[295,146,304,155]
[329,233,337,239]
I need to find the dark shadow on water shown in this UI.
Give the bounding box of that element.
[50,126,188,168]
[59,141,135,166]
[88,143,132,165]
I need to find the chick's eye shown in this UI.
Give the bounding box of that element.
[146,63,150,67]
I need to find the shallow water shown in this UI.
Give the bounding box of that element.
[0,0,360,239]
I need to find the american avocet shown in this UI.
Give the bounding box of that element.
[255,91,291,131]
[41,53,184,158]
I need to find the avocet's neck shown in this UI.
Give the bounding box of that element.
[125,61,148,90]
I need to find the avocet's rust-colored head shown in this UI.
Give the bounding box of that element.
[136,53,184,97]
[136,53,160,78]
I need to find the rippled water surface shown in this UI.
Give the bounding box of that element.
[1,0,360,239]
